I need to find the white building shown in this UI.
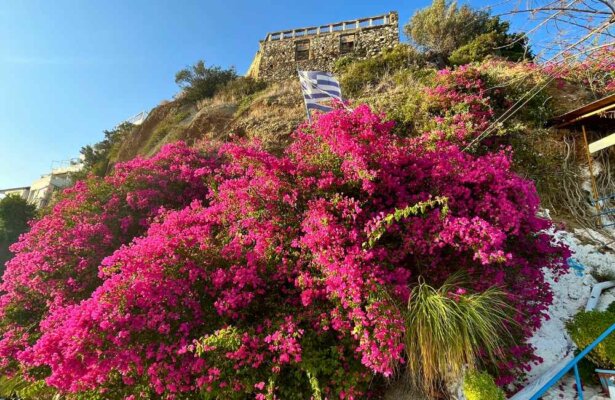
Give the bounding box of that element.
[27,174,71,209]
[0,158,84,209]
[0,186,31,200]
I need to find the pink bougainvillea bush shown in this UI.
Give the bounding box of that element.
[546,46,615,96]
[0,105,568,399]
[419,61,556,147]
[0,143,219,373]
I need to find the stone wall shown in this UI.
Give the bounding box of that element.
[249,12,399,81]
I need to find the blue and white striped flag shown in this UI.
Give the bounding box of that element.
[298,71,342,119]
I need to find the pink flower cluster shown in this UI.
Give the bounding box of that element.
[423,66,495,145]
[545,46,615,95]
[0,105,569,398]
[0,143,217,372]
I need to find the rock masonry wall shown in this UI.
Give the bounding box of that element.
[248,12,399,81]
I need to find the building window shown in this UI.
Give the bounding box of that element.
[295,40,310,61]
[340,34,355,54]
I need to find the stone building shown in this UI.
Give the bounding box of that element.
[247,12,399,81]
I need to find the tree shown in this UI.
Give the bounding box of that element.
[449,18,530,65]
[404,0,530,66]
[174,60,238,103]
[0,194,36,271]
[74,122,134,179]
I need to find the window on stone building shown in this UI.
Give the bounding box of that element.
[295,40,310,61]
[340,34,355,54]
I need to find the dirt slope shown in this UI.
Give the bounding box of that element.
[112,80,305,164]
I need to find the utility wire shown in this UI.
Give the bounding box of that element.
[463,18,614,152]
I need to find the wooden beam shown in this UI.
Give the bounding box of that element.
[589,132,615,154]
[554,103,615,128]
[549,93,615,128]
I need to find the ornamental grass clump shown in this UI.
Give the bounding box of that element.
[404,277,514,396]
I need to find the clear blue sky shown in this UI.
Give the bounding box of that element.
[0,0,517,189]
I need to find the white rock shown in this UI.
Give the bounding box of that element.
[524,228,615,397]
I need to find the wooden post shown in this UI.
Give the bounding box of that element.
[583,125,602,215]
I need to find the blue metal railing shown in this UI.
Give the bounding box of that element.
[528,322,615,400]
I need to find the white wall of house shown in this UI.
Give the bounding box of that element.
[27,173,74,209]
[1,158,83,209]
[0,187,30,200]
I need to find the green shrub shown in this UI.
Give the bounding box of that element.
[333,55,358,73]
[0,375,59,400]
[449,25,529,65]
[355,67,436,133]
[216,76,267,102]
[567,310,615,369]
[463,370,505,400]
[0,194,37,272]
[449,32,498,65]
[338,44,425,96]
[75,122,134,179]
[175,60,237,103]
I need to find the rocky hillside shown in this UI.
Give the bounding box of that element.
[113,80,305,163]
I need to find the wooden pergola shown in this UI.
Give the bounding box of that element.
[548,93,615,226]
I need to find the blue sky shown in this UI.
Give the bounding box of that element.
[0,0,515,188]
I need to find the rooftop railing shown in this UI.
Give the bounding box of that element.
[264,13,394,41]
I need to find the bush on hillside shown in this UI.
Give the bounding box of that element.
[0,195,36,272]
[215,76,267,102]
[336,44,425,96]
[547,46,615,97]
[175,60,238,103]
[75,122,135,179]
[463,370,505,400]
[567,310,615,369]
[0,143,219,376]
[0,106,569,399]
[360,60,552,146]
[449,30,528,66]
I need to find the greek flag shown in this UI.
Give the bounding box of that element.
[298,71,342,119]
